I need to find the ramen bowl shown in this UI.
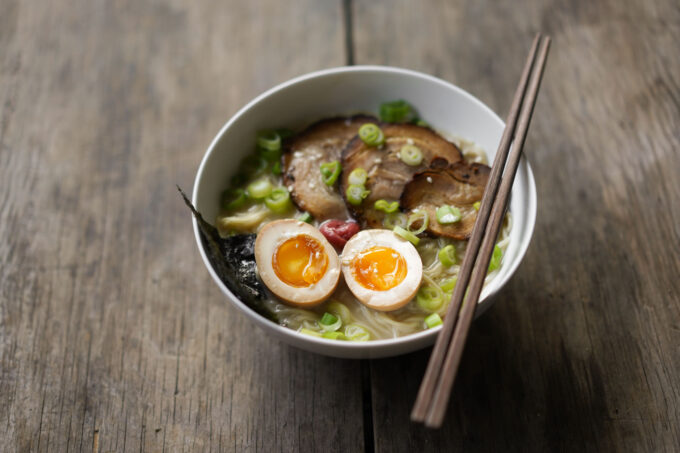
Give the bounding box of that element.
[192,66,536,359]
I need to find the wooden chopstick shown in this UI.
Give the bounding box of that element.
[410,33,541,423]
[424,35,551,427]
[411,34,551,427]
[410,34,542,424]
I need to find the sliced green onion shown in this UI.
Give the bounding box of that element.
[256,130,282,152]
[358,123,385,146]
[264,188,291,213]
[399,144,423,166]
[326,301,351,325]
[322,331,348,340]
[320,160,341,186]
[393,225,420,245]
[436,205,462,224]
[258,147,281,163]
[344,324,370,341]
[319,312,342,332]
[438,244,457,267]
[383,212,407,229]
[348,168,368,186]
[488,244,503,272]
[346,184,370,205]
[221,188,247,211]
[440,277,457,294]
[275,128,295,140]
[473,201,481,211]
[241,155,268,178]
[230,172,248,187]
[424,313,443,329]
[374,199,399,213]
[246,178,272,199]
[256,131,282,162]
[379,100,415,123]
[416,285,444,312]
[407,211,429,235]
[300,328,322,338]
[271,161,282,175]
[297,212,313,224]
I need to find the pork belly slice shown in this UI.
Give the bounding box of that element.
[282,115,376,221]
[401,161,490,240]
[340,123,463,228]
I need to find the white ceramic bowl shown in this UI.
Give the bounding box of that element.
[192,66,536,359]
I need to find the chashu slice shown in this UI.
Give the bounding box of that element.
[340,123,463,228]
[282,115,376,221]
[401,161,490,240]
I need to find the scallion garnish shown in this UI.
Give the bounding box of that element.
[440,277,457,294]
[424,313,443,329]
[346,184,370,206]
[319,312,342,332]
[320,160,341,186]
[256,130,282,152]
[264,187,291,213]
[344,324,370,341]
[241,155,268,178]
[416,285,444,312]
[379,100,415,123]
[393,225,420,245]
[374,199,399,213]
[230,172,248,187]
[407,211,429,235]
[221,188,247,211]
[358,123,385,146]
[299,328,322,338]
[488,244,503,271]
[297,212,313,224]
[438,244,457,267]
[256,130,282,162]
[246,178,273,199]
[436,205,462,224]
[348,168,368,186]
[399,144,423,166]
[275,128,295,140]
[271,161,282,175]
[326,301,351,325]
[322,331,348,340]
[473,201,481,211]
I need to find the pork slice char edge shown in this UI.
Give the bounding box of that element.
[282,115,376,221]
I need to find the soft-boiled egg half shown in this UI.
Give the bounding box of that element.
[255,219,341,307]
[341,229,423,311]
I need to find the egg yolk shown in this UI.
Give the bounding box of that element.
[350,246,407,291]
[272,235,328,287]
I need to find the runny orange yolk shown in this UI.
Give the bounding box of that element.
[350,246,407,291]
[272,235,328,287]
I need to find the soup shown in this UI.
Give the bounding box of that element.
[210,101,510,341]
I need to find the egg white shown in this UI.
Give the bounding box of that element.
[341,229,423,311]
[255,219,341,307]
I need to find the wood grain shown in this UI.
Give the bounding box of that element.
[0,0,365,451]
[354,0,680,451]
[2,0,680,451]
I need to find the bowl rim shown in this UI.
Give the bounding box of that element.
[192,64,536,351]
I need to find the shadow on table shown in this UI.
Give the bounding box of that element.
[368,293,611,453]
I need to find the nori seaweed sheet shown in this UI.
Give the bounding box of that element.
[177,186,277,322]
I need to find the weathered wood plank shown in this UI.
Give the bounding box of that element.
[354,0,680,451]
[0,0,364,451]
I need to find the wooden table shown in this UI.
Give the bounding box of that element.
[2,0,678,451]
